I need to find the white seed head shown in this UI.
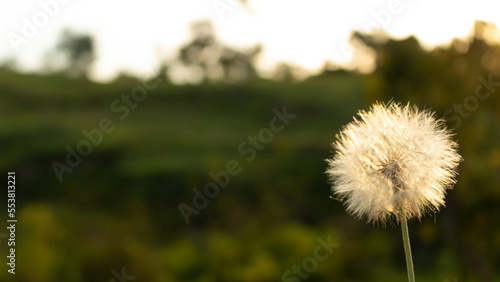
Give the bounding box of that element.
[326,102,461,225]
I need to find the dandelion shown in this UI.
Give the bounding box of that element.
[326,102,461,281]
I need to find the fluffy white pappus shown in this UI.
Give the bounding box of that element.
[326,102,462,226]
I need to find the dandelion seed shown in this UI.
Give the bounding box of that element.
[325,101,462,282]
[326,102,461,225]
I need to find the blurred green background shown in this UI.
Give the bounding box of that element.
[1,19,500,282]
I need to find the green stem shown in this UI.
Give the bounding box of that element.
[401,221,415,282]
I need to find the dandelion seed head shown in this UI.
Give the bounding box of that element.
[326,102,462,225]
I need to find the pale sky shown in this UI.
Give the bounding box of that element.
[1,0,499,82]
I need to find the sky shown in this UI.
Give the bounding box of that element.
[1,0,499,82]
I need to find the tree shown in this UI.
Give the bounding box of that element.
[175,20,261,83]
[48,29,95,79]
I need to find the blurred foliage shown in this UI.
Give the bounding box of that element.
[0,21,500,281]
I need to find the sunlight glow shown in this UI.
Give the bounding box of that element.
[1,0,499,81]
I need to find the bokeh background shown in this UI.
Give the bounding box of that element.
[1,1,500,281]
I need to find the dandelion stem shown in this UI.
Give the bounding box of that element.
[401,221,415,282]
